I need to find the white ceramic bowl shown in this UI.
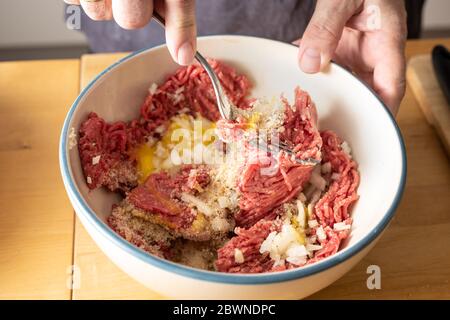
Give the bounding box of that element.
[60,35,406,299]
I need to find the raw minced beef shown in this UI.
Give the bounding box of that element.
[78,59,360,273]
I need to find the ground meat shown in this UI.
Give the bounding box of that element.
[79,60,251,192]
[146,59,251,122]
[173,165,211,194]
[126,165,231,241]
[109,198,229,269]
[215,219,282,273]
[314,131,359,226]
[82,59,360,274]
[107,200,175,258]
[233,88,322,227]
[170,238,227,271]
[127,171,197,232]
[307,226,343,265]
[100,160,138,192]
[78,113,144,192]
[305,130,360,264]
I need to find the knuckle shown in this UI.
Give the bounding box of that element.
[118,19,146,29]
[176,17,195,30]
[307,20,340,43]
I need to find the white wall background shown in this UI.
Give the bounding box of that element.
[423,0,450,30]
[0,0,87,48]
[0,0,449,49]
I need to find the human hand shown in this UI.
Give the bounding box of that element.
[297,0,407,114]
[64,0,196,66]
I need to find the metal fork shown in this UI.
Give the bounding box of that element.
[152,13,319,166]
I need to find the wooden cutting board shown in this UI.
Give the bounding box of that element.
[407,54,450,155]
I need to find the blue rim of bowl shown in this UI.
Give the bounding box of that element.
[59,35,407,285]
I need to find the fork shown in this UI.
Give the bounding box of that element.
[152,13,319,166]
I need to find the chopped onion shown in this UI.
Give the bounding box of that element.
[306,243,323,251]
[308,219,319,228]
[286,243,308,266]
[181,193,213,217]
[234,248,245,264]
[211,216,231,232]
[296,200,306,229]
[260,231,277,254]
[148,83,158,95]
[333,222,351,231]
[92,155,101,165]
[316,226,327,241]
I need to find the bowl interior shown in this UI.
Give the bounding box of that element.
[64,36,404,271]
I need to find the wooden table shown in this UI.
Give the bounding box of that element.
[1,39,449,300]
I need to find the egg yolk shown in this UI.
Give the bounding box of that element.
[136,114,216,183]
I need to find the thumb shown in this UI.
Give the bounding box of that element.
[163,0,197,66]
[299,0,362,73]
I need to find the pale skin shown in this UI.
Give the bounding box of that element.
[64,0,407,114]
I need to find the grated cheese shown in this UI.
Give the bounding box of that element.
[170,86,185,104]
[217,196,230,209]
[211,216,231,232]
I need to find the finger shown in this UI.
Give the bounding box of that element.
[298,0,362,73]
[112,0,153,29]
[80,0,112,20]
[373,44,406,115]
[64,0,81,4]
[163,0,197,66]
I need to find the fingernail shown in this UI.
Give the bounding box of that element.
[300,48,321,73]
[177,42,194,66]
